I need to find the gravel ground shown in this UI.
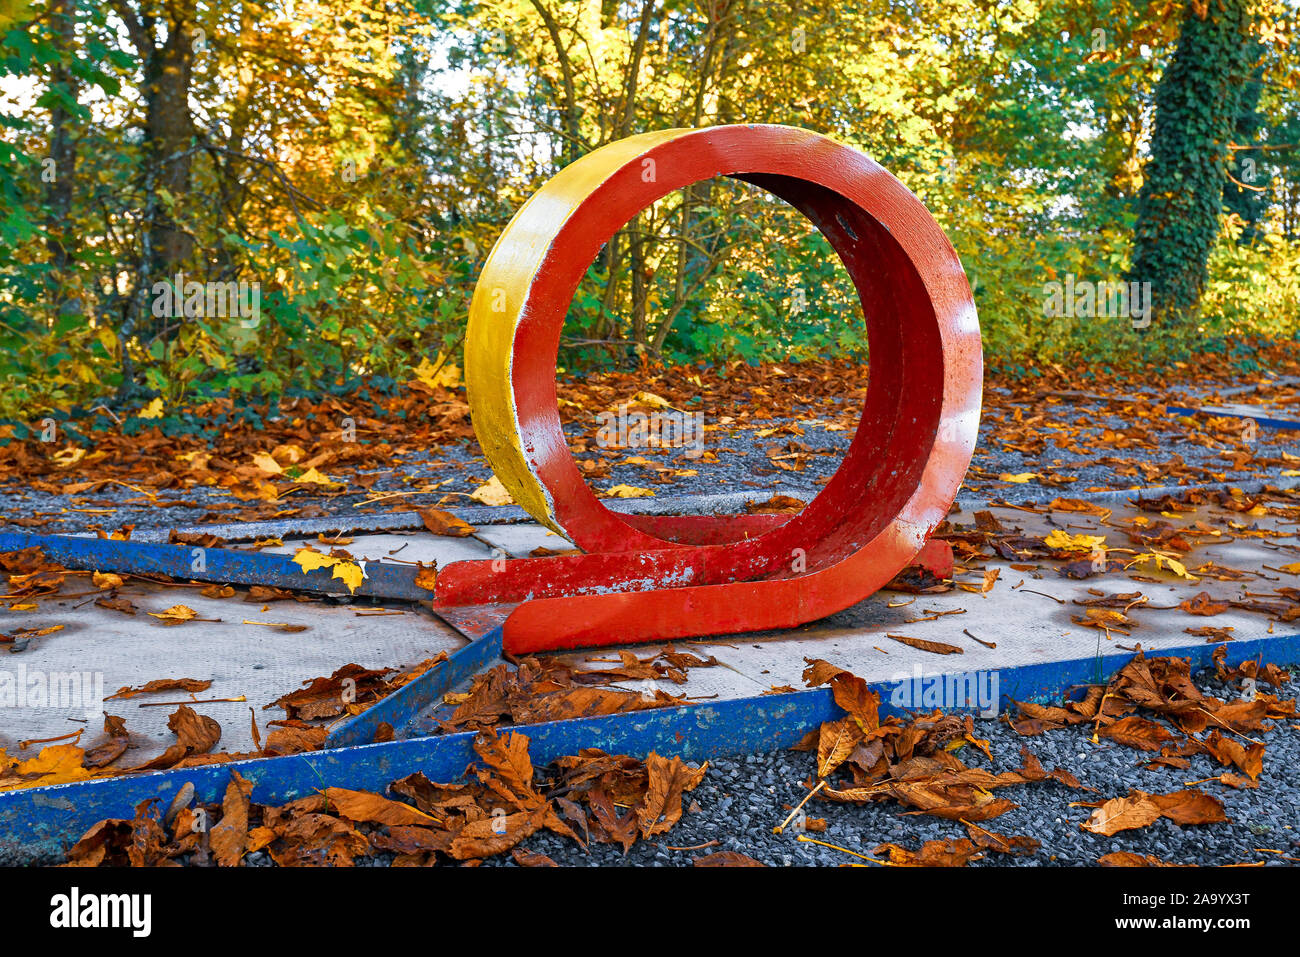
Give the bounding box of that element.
[469,666,1300,868]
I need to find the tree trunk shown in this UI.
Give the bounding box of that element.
[1128,0,1256,332]
[45,0,79,318]
[143,1,198,277]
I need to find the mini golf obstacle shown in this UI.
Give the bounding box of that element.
[1,126,1295,862]
[448,123,980,652]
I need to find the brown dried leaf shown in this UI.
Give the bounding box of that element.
[1099,851,1176,867]
[1150,788,1227,826]
[816,715,864,778]
[693,850,767,867]
[262,723,327,755]
[1179,592,1231,616]
[210,770,254,867]
[449,807,547,860]
[511,847,558,867]
[82,714,130,769]
[106,677,212,701]
[417,508,475,537]
[1097,715,1179,752]
[874,838,982,866]
[964,824,1040,857]
[635,752,708,837]
[1080,793,1163,836]
[888,634,964,655]
[473,729,544,811]
[324,787,439,827]
[1201,730,1265,781]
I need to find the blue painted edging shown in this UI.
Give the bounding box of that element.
[1165,404,1300,432]
[0,689,836,864]
[324,627,505,748]
[1,630,1296,863]
[0,531,428,601]
[993,632,1300,706]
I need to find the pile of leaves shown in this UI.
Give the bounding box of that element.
[438,648,718,732]
[62,728,707,867]
[0,643,720,792]
[267,659,446,724]
[788,657,1082,865]
[3,341,1299,521]
[1010,648,1296,797]
[784,649,1296,866]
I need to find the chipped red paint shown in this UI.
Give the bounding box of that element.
[436,125,981,653]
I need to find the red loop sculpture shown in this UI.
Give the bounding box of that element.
[432,125,981,654]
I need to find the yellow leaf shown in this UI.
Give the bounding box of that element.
[999,472,1037,483]
[291,549,336,574]
[290,548,366,594]
[0,745,93,791]
[1044,530,1106,551]
[605,484,655,498]
[331,561,365,594]
[138,397,164,419]
[1278,562,1300,575]
[470,475,513,506]
[52,447,85,469]
[1127,552,1196,581]
[413,355,461,389]
[248,480,281,502]
[147,604,198,625]
[250,452,283,475]
[294,467,338,486]
[92,571,124,590]
[414,564,438,591]
[1049,498,1111,518]
[629,391,671,409]
[271,444,306,464]
[1282,470,1300,478]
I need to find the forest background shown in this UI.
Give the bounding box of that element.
[0,0,1296,426]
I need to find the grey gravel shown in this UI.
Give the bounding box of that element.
[481,665,1300,868]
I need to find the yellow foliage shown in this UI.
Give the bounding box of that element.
[291,547,366,594]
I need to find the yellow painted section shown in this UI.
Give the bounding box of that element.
[466,128,689,530]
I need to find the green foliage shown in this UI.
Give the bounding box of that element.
[0,0,1297,422]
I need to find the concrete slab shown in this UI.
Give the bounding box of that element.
[0,583,466,763]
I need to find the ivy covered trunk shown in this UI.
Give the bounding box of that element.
[1128,0,1258,332]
